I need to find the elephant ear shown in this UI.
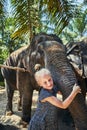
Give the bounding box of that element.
[26,45,45,73]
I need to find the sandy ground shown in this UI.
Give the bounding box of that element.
[0,86,82,130]
[0,86,38,130]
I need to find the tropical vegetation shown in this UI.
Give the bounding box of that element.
[0,0,87,83]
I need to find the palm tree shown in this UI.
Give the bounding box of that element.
[0,0,5,43]
[60,5,87,43]
[11,0,40,41]
[0,0,26,54]
[39,0,80,34]
[10,0,81,41]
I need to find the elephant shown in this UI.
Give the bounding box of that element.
[66,39,87,78]
[66,40,87,95]
[32,40,87,130]
[1,45,40,124]
[1,33,63,124]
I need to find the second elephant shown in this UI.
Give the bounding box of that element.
[33,40,87,130]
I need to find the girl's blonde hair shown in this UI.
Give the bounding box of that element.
[34,68,51,84]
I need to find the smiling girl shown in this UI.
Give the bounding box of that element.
[28,68,81,130]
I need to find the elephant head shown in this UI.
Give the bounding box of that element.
[33,40,87,130]
[66,40,87,78]
[26,32,63,73]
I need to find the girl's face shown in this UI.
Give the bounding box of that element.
[39,74,53,90]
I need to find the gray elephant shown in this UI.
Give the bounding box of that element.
[32,40,87,130]
[1,45,40,124]
[1,33,63,124]
[66,40,87,77]
[66,40,87,95]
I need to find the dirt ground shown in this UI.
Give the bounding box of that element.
[0,86,38,130]
[0,86,80,130]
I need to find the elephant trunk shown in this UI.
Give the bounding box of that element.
[42,42,87,129]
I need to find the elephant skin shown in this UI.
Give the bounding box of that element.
[66,40,87,95]
[1,45,39,123]
[1,33,63,124]
[66,40,87,78]
[34,40,87,130]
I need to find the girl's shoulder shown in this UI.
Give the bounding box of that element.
[39,88,53,101]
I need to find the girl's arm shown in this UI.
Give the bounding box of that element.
[41,84,81,109]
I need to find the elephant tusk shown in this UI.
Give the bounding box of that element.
[34,64,41,71]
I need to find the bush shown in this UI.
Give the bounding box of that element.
[0,82,5,87]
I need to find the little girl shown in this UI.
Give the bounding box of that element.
[28,68,81,130]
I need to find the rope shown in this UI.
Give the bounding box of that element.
[0,64,31,73]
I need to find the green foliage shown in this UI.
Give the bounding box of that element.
[38,0,81,34]
[0,0,87,54]
[9,0,82,40]
[0,82,4,87]
[11,0,40,40]
[60,7,87,44]
[0,46,9,63]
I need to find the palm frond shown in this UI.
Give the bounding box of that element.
[11,0,40,40]
[39,0,81,34]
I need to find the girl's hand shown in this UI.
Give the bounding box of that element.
[72,83,81,94]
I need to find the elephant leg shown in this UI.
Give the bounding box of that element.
[85,78,87,92]
[22,87,33,123]
[57,108,75,130]
[17,91,22,111]
[16,70,22,111]
[62,109,75,127]
[17,71,34,123]
[5,79,14,115]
